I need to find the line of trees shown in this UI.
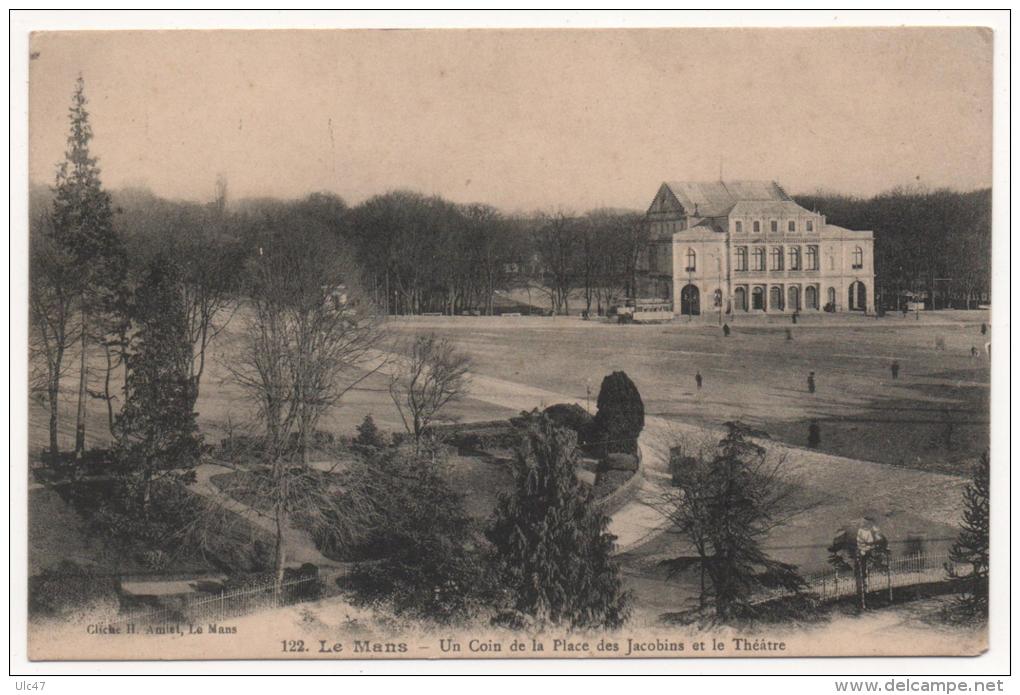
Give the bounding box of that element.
[348,193,650,316]
[795,187,992,309]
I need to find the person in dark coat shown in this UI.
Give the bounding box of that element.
[808,421,821,449]
[891,361,900,379]
[723,323,730,337]
[695,371,703,390]
[807,371,816,394]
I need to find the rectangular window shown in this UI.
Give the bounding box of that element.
[806,220,814,232]
[788,220,796,232]
[753,221,761,233]
[735,220,743,234]
[770,220,778,233]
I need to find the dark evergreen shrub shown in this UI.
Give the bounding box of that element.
[543,403,595,446]
[592,371,645,456]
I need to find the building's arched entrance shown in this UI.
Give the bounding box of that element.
[734,286,748,312]
[769,286,784,311]
[848,281,867,311]
[805,285,818,310]
[752,286,765,311]
[787,285,801,312]
[680,284,701,315]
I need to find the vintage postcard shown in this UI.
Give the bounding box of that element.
[20,21,998,663]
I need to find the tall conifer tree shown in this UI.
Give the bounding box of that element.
[487,413,629,629]
[949,451,990,617]
[114,256,201,511]
[51,75,125,457]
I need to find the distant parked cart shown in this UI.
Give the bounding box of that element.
[612,299,674,324]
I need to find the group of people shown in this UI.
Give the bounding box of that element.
[694,321,988,394]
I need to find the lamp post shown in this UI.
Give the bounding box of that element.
[718,261,723,326]
[585,378,592,415]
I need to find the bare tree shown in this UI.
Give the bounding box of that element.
[227,221,382,591]
[389,333,471,447]
[532,211,581,315]
[29,213,81,456]
[178,230,244,410]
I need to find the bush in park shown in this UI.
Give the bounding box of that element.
[344,445,491,623]
[543,403,595,447]
[354,414,388,450]
[592,371,645,456]
[29,560,120,621]
[487,412,629,629]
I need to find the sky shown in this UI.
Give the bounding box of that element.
[28,27,993,212]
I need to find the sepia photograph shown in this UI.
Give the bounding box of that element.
[11,12,1008,675]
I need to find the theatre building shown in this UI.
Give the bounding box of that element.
[640,180,875,316]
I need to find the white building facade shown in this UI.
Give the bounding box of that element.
[641,180,875,317]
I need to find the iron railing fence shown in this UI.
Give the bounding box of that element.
[110,575,321,627]
[753,551,970,605]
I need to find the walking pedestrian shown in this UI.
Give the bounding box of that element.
[807,371,816,394]
[695,371,703,390]
[890,361,900,379]
[808,420,821,449]
[971,346,979,358]
[981,322,987,335]
[723,323,730,337]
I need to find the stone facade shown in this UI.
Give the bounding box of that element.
[640,180,875,316]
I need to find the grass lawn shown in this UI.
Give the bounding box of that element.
[383,311,990,475]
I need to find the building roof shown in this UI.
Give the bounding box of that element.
[662,180,791,217]
[728,200,814,217]
[822,223,873,238]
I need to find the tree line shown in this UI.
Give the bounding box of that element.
[795,187,992,309]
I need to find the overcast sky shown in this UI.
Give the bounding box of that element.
[28,27,993,212]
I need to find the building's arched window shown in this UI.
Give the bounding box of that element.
[752,247,765,271]
[713,289,722,307]
[770,246,784,271]
[753,220,761,233]
[734,286,748,311]
[788,246,801,270]
[685,248,696,272]
[805,285,818,310]
[735,220,743,233]
[826,286,836,309]
[805,245,818,270]
[770,220,779,233]
[852,246,864,269]
[788,220,796,232]
[735,246,748,271]
[806,220,814,232]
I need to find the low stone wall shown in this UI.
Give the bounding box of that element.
[595,447,645,516]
